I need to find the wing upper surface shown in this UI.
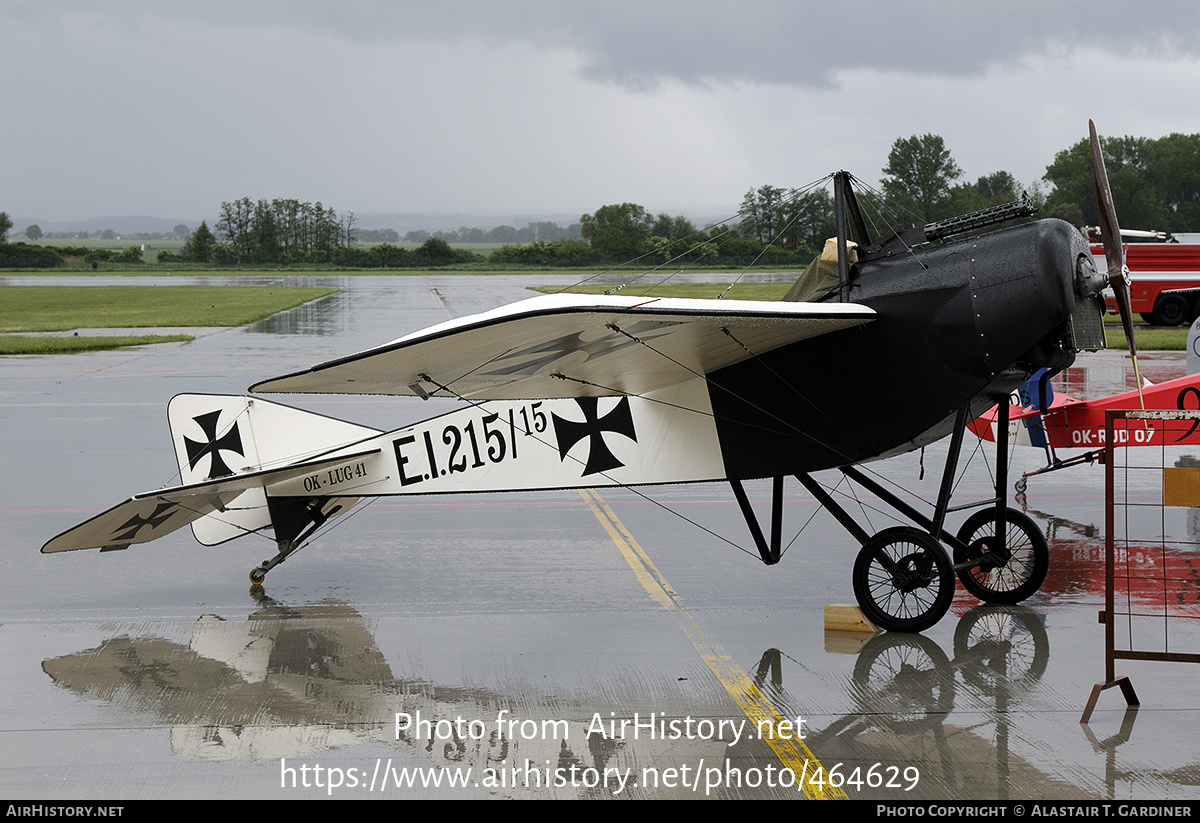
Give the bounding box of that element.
[250,293,875,399]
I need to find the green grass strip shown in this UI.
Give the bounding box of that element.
[0,334,194,355]
[1105,328,1185,350]
[528,282,792,301]
[0,285,338,332]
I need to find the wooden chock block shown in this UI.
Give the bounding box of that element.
[824,604,880,634]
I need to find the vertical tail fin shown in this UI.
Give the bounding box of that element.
[167,394,380,545]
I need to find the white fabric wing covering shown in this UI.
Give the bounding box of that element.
[251,294,875,399]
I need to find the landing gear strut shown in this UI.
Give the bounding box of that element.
[246,497,343,587]
[735,399,1050,632]
[248,539,302,587]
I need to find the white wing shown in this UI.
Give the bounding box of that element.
[251,293,874,399]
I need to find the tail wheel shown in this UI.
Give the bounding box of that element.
[953,509,1048,604]
[852,526,954,633]
[249,568,266,586]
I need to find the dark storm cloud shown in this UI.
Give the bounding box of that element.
[4,1,1200,221]
[16,0,1200,89]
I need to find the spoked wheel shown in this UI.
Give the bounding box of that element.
[953,508,1048,604]
[952,606,1050,690]
[852,526,955,633]
[851,632,955,731]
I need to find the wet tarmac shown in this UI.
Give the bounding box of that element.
[2,274,1199,800]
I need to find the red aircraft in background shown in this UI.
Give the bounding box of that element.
[968,367,1200,493]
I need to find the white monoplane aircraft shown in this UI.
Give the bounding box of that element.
[43,124,1133,632]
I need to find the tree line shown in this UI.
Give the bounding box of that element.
[407,221,582,245]
[157,197,354,264]
[0,211,147,267]
[734,130,1200,256]
[6,129,1200,270]
[151,197,811,268]
[878,131,1200,234]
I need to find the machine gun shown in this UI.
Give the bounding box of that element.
[858,194,1040,262]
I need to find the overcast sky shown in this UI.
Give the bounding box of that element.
[4,1,1200,226]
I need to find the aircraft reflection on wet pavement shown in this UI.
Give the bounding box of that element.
[34,458,1200,799]
[50,591,1167,800]
[42,599,789,799]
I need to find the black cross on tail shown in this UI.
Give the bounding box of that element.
[552,397,637,476]
[183,410,245,480]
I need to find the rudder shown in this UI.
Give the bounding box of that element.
[167,394,381,545]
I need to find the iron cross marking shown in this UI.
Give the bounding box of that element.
[112,501,178,542]
[552,397,638,476]
[183,410,244,479]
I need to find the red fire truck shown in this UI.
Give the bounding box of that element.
[1094,229,1200,325]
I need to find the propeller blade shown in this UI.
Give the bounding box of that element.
[1089,119,1144,406]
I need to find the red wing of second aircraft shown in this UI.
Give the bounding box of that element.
[969,371,1200,450]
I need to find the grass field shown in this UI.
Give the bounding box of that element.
[0,334,194,355]
[0,285,338,354]
[1103,327,1184,350]
[1,285,339,332]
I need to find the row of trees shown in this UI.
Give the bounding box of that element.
[878,134,1035,226]
[163,198,591,265]
[155,198,813,268]
[9,129,1200,270]
[738,186,837,252]
[878,131,1200,235]
[1042,133,1200,232]
[407,221,582,245]
[730,136,1038,257]
[210,197,353,264]
[0,211,65,267]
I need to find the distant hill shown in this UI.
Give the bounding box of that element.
[9,216,206,236]
[10,206,738,238]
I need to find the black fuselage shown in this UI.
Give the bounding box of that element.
[708,219,1105,479]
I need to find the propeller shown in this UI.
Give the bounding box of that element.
[1089,119,1146,409]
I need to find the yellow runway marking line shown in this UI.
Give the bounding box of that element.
[579,488,846,800]
[430,287,454,321]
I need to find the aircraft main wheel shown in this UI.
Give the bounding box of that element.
[953,509,1048,604]
[852,527,955,633]
[249,568,266,586]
